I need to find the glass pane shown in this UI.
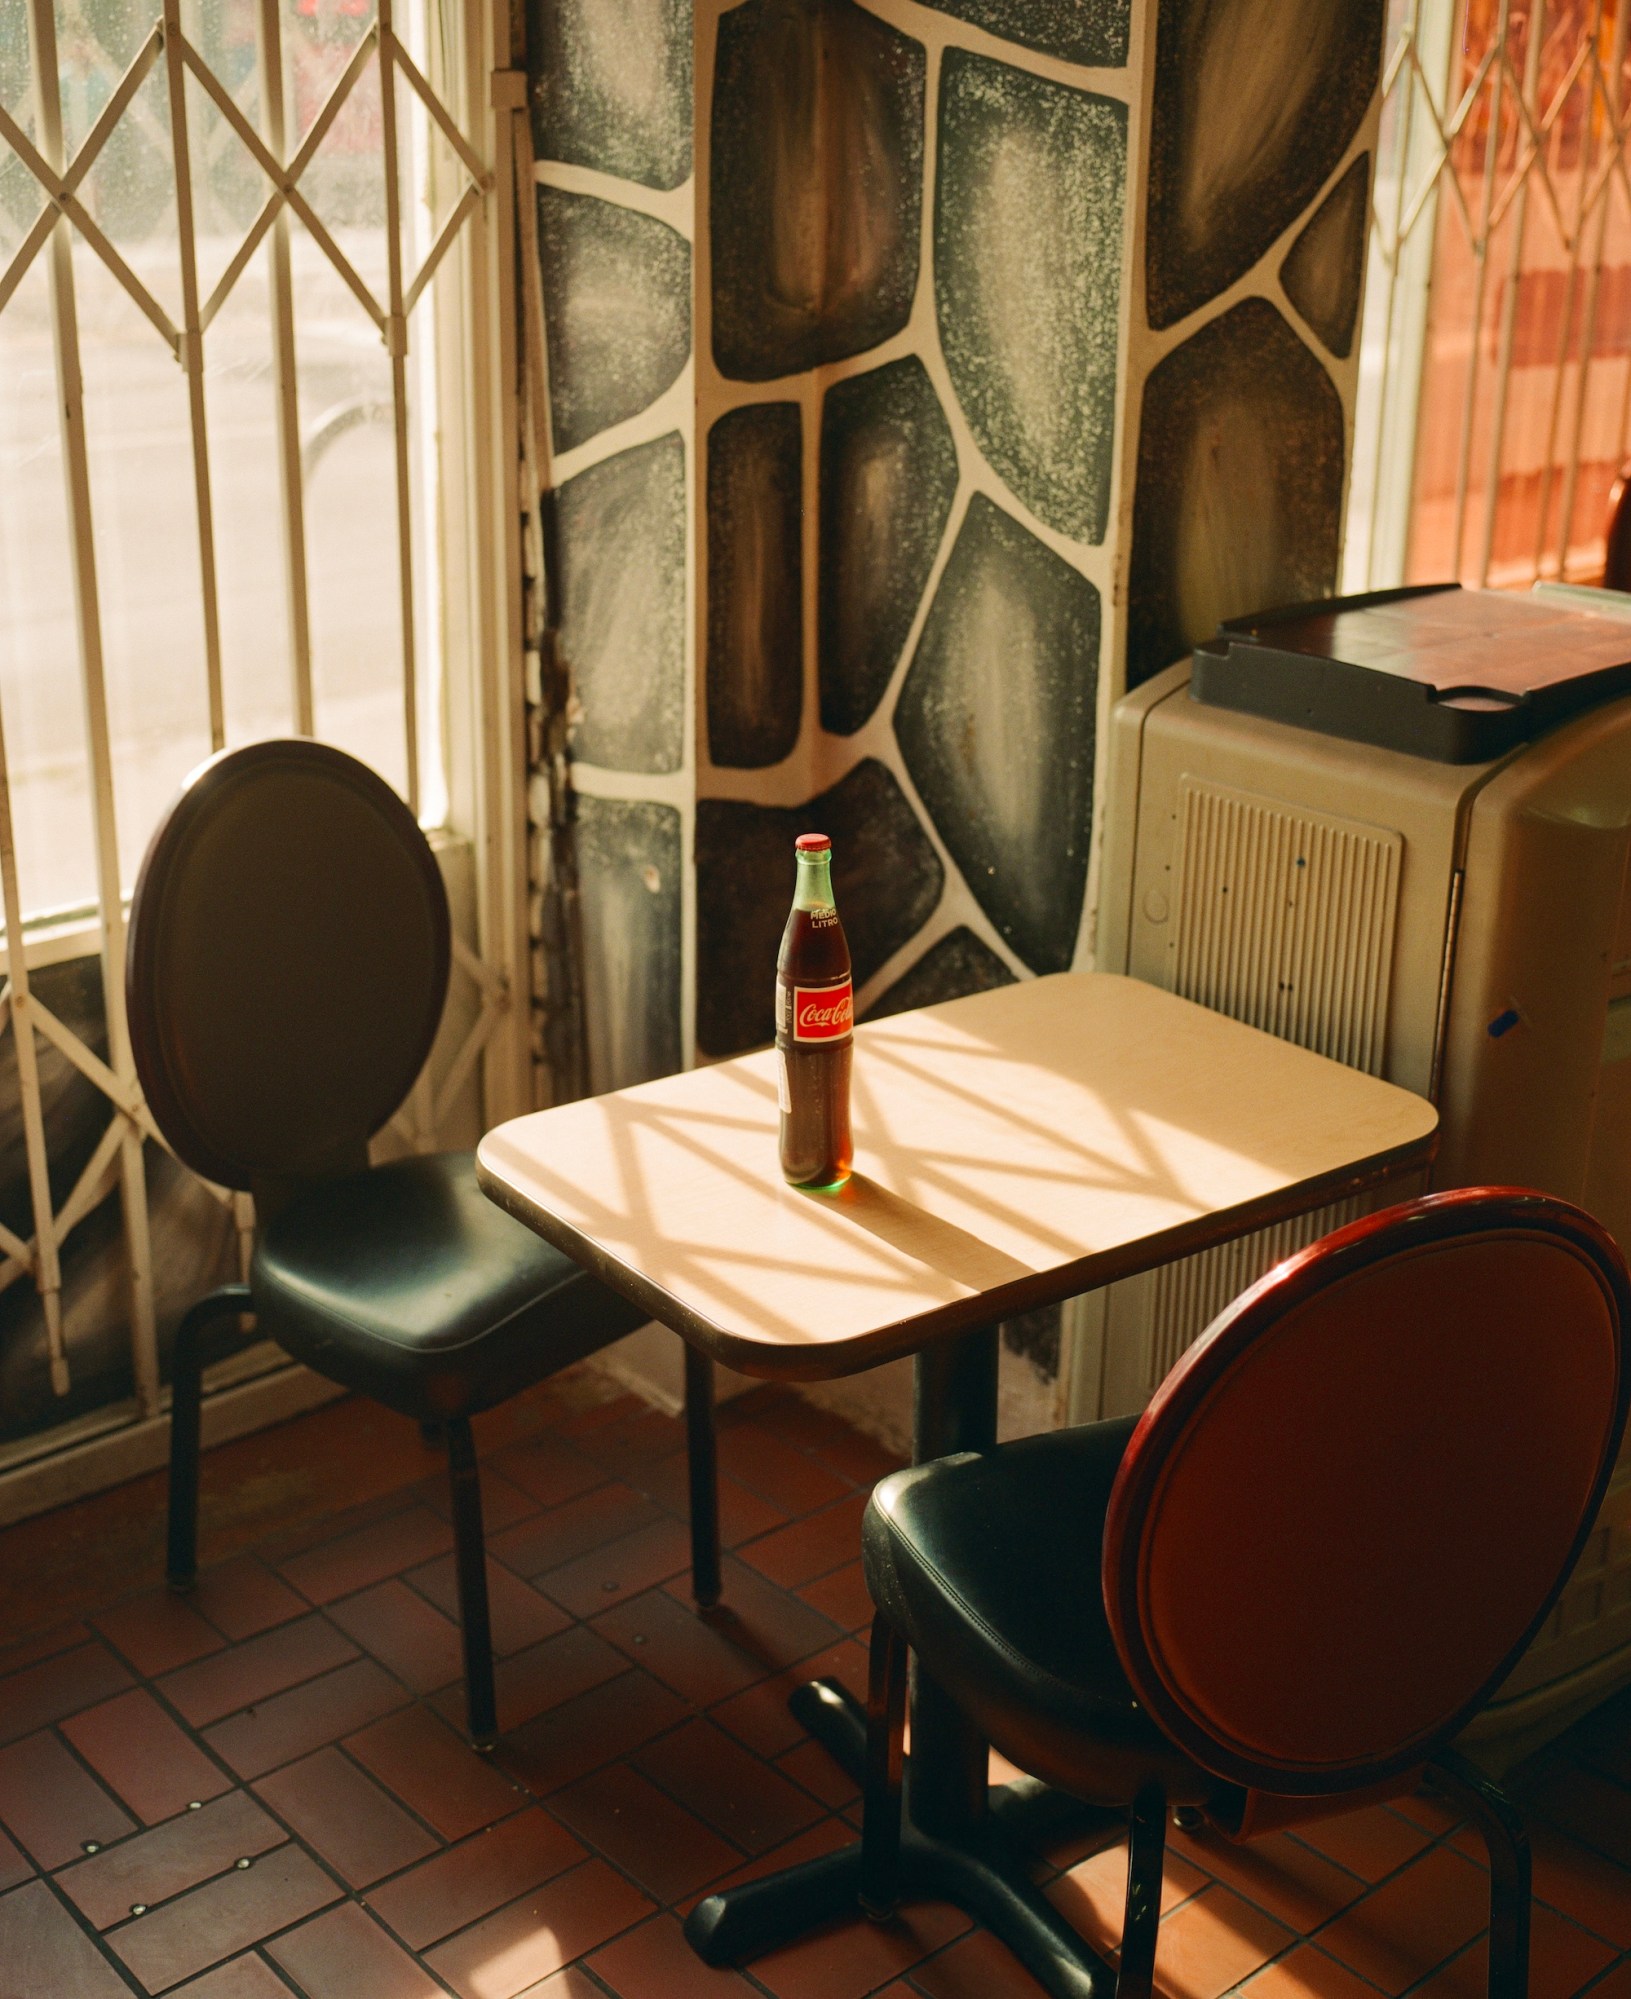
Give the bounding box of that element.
[209,235,296,742]
[0,253,101,916]
[73,225,214,891]
[295,209,406,795]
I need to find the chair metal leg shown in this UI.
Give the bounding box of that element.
[860,1612,909,1919]
[1429,1754,1530,1999]
[167,1285,252,1591]
[446,1417,498,1751]
[684,1343,721,1609]
[1116,1783,1167,1999]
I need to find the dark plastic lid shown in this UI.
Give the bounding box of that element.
[795,833,831,852]
[1189,584,1631,763]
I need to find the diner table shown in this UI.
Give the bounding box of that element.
[477,971,1439,1998]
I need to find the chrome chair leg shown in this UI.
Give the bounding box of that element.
[684,1344,721,1608]
[167,1285,253,1591]
[860,1611,909,1919]
[1430,1753,1531,1999]
[1116,1782,1167,1999]
[446,1415,497,1750]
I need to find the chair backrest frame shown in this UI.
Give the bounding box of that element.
[1102,1187,1631,1796]
[126,738,451,1195]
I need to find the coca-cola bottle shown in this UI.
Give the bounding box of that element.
[775,833,854,1187]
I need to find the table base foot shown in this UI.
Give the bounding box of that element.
[685,1678,1123,1999]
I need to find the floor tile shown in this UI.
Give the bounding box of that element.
[204,1658,410,1781]
[1046,1838,1210,1947]
[635,1718,825,1856]
[715,1424,853,1518]
[434,1625,627,1737]
[1241,1942,1384,1999]
[404,1553,570,1658]
[189,1560,308,1644]
[489,1436,605,1512]
[253,1746,438,1887]
[1525,1758,1631,1872]
[632,1455,790,1548]
[569,1407,688,1481]
[109,1842,341,1992]
[736,1493,869,1592]
[267,1899,448,1998]
[1315,1842,1491,1991]
[327,1579,464,1694]
[0,1621,92,1680]
[796,1561,874,1634]
[505,1969,602,1999]
[419,1464,541,1533]
[277,1505,453,1606]
[493,1669,690,1797]
[345,1705,527,1842]
[678,1817,855,1914]
[366,1808,586,1953]
[57,1792,285,1931]
[1289,1806,1430,1886]
[94,1590,226,1677]
[0,1879,140,1999]
[707,1639,868,1760]
[63,1688,233,1825]
[1529,1820,1631,1947]
[0,1729,136,1871]
[0,1642,133,1746]
[907,1925,1053,1998]
[1146,1883,1297,1999]
[171,1952,297,1996]
[425,1856,653,1998]
[160,1616,358,1729]
[537,1518,695,1620]
[551,1762,741,1903]
[0,1827,30,1893]
[590,1587,794,1709]
[586,1910,771,1996]
[751,1897,970,1999]
[490,1484,659,1582]
[774,1736,861,1811]
[1404,1901,1617,1999]
[675,1561,851,1678]
[1170,1823,1369,1934]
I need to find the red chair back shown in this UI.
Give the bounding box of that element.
[1102,1189,1630,1796]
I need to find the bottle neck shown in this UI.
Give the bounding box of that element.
[793,851,835,912]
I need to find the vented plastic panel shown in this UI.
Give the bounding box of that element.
[1111,783,1406,1405]
[1170,782,1403,1076]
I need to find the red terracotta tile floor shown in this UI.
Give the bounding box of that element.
[3,1372,1631,1998]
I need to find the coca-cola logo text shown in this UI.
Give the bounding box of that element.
[793,982,853,1042]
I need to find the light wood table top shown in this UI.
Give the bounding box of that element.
[477,972,1438,1380]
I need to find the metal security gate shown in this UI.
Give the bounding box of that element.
[1348,0,1631,591]
[0,0,529,1517]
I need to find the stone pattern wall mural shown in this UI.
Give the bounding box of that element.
[525,1,1386,1409]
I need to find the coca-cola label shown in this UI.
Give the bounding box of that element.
[793,980,853,1042]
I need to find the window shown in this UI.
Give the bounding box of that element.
[0,0,523,1504]
[1348,0,1631,590]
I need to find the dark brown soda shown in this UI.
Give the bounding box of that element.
[776,840,854,1187]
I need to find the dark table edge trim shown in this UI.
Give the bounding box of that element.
[474,1129,1439,1383]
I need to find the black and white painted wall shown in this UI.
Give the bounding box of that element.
[524,0,1384,1420]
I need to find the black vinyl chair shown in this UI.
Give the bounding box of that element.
[859,1190,1631,1999]
[126,738,719,1749]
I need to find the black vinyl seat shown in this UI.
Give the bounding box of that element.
[126,738,719,1751]
[861,1417,1215,1812]
[254,1151,646,1423]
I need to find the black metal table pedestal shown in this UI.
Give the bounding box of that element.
[684,1327,1126,1999]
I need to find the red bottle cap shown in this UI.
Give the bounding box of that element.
[795,833,831,852]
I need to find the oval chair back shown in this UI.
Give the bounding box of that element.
[126,739,450,1201]
[1103,1188,1630,1799]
